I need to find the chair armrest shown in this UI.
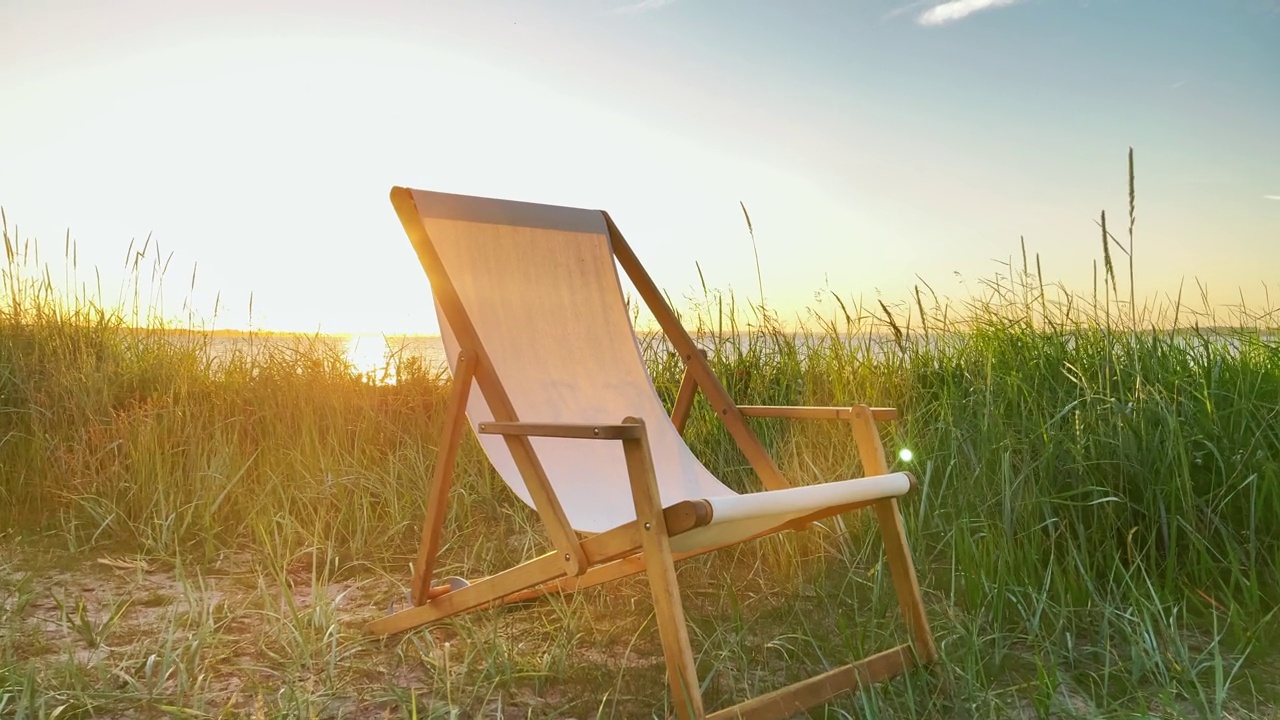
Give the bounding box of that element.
[477,421,642,440]
[736,406,899,422]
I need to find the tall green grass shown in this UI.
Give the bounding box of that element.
[1,163,1278,717]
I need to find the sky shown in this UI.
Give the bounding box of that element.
[2,0,1278,335]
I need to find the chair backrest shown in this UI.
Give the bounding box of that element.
[400,188,737,534]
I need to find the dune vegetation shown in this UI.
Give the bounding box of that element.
[1,167,1277,718]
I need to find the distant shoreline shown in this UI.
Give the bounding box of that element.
[137,326,1277,341]
[135,327,445,341]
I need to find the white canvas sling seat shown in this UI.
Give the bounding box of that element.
[417,188,915,550]
[368,187,938,720]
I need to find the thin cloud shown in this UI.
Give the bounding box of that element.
[616,0,678,13]
[884,0,933,21]
[1265,195,1280,201]
[1170,80,1188,89]
[918,0,1019,26]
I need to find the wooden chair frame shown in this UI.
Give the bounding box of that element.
[366,188,938,719]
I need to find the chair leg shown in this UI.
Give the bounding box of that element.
[622,418,706,720]
[873,499,938,662]
[643,532,706,719]
[411,349,476,605]
[850,405,938,663]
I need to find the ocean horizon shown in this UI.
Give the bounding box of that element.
[151,324,1279,384]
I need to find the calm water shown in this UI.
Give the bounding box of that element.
[190,327,1277,385]
[193,333,452,377]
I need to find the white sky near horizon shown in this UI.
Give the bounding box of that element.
[1,0,1278,335]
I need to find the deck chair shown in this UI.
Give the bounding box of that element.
[367,187,938,719]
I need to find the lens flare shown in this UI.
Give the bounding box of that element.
[898,448,914,463]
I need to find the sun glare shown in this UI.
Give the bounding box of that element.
[343,334,393,381]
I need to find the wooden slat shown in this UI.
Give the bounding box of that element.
[365,551,565,636]
[621,417,705,719]
[737,405,899,422]
[411,349,476,605]
[605,214,791,493]
[477,421,641,440]
[706,644,915,720]
[499,552,650,605]
[391,187,587,578]
[849,404,938,664]
[670,362,699,435]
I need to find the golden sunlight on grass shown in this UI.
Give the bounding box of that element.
[1,163,1279,717]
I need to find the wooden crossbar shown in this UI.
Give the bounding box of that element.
[707,644,917,720]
